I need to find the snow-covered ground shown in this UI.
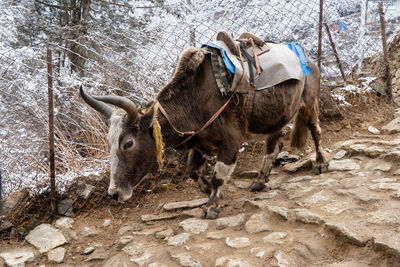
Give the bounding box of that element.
[0,0,399,198]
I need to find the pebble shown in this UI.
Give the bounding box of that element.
[167,233,191,246]
[215,213,246,229]
[225,237,251,248]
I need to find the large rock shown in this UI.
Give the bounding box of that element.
[141,213,179,222]
[0,247,35,267]
[263,232,288,245]
[225,237,251,248]
[163,198,208,211]
[57,199,75,217]
[245,213,272,234]
[1,190,29,214]
[273,250,298,267]
[102,252,132,267]
[169,251,202,267]
[54,217,74,230]
[25,224,67,253]
[382,117,400,134]
[294,209,324,225]
[328,159,360,171]
[325,222,369,246]
[179,218,209,234]
[167,233,191,246]
[215,213,246,229]
[283,158,312,173]
[47,247,65,263]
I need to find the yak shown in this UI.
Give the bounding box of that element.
[80,32,328,219]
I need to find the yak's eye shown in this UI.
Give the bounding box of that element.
[123,140,134,150]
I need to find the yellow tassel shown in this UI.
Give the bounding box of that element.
[153,102,165,169]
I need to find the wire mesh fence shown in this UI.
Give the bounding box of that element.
[0,0,398,212]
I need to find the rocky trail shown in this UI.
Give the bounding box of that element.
[1,109,400,267]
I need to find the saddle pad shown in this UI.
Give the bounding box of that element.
[204,41,304,92]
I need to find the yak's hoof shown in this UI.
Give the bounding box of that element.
[313,162,329,174]
[202,206,220,219]
[250,182,266,192]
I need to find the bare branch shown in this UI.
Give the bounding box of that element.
[93,0,169,9]
[35,0,69,10]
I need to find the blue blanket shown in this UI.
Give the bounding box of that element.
[282,43,311,76]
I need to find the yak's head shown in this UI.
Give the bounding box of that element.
[80,86,157,202]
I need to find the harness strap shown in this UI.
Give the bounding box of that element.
[155,52,247,148]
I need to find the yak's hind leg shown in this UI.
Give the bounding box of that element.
[186,149,212,194]
[291,62,328,173]
[250,131,282,191]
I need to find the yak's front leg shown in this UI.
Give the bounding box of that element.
[202,161,236,219]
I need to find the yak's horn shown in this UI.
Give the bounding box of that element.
[93,94,139,123]
[79,86,113,119]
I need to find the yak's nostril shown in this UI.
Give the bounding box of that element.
[112,192,119,201]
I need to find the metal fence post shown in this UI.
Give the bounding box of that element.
[317,0,323,71]
[47,48,57,212]
[324,23,346,82]
[378,0,393,102]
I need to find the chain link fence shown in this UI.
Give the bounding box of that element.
[0,0,398,211]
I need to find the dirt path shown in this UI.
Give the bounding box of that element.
[2,109,400,266]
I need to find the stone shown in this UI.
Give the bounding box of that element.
[206,231,226,240]
[325,222,369,246]
[302,190,331,205]
[215,213,246,229]
[215,256,229,266]
[102,219,112,228]
[245,200,269,209]
[84,249,107,262]
[283,158,312,172]
[328,159,360,171]
[0,247,35,267]
[182,207,203,218]
[76,181,95,200]
[169,251,202,267]
[131,249,157,266]
[267,206,289,220]
[364,159,392,172]
[80,226,99,237]
[148,263,168,267]
[287,175,312,183]
[294,209,323,225]
[1,190,29,214]
[326,261,369,267]
[119,225,137,236]
[382,117,400,134]
[394,169,400,176]
[273,250,298,267]
[25,224,67,253]
[179,218,209,234]
[102,252,131,267]
[167,233,191,246]
[238,170,259,178]
[57,199,75,217]
[119,235,134,246]
[369,183,400,192]
[234,180,252,189]
[54,217,74,230]
[82,246,95,255]
[225,237,251,248]
[263,232,288,245]
[141,213,179,222]
[254,191,279,200]
[163,198,208,211]
[132,225,166,236]
[250,247,270,259]
[245,213,272,234]
[226,259,252,267]
[155,228,174,239]
[373,232,400,258]
[48,247,66,263]
[333,150,347,160]
[0,220,14,231]
[368,126,380,135]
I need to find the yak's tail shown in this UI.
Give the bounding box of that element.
[290,111,308,149]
